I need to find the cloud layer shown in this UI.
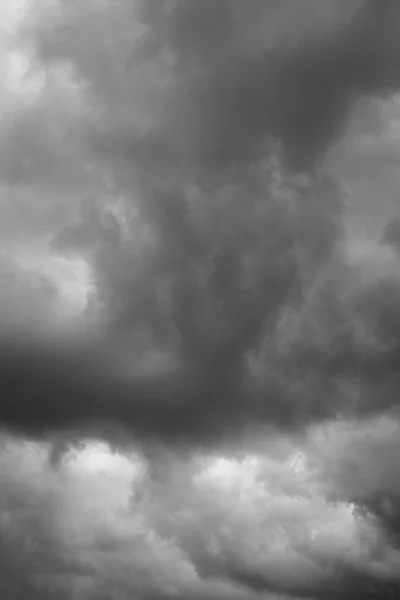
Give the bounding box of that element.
[2,2,400,599]
[3,1,400,444]
[2,419,400,599]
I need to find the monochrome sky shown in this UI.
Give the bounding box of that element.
[2,2,400,599]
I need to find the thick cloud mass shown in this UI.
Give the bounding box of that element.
[2,426,400,600]
[2,2,400,598]
[3,0,400,444]
[34,0,400,171]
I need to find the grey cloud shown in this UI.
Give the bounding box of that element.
[4,2,400,599]
[0,0,398,446]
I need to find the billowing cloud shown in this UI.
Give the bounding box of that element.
[2,3,400,598]
[2,432,400,599]
[0,0,400,445]
[31,0,400,172]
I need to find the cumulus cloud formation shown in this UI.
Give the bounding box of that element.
[3,0,400,444]
[2,428,400,599]
[32,0,400,171]
[2,0,400,598]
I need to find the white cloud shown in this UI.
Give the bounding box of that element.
[1,422,400,598]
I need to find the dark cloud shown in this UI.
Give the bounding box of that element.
[0,167,348,447]
[73,0,400,172]
[382,215,400,254]
[6,3,400,599]
[1,0,400,448]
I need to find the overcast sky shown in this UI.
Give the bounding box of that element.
[3,2,400,599]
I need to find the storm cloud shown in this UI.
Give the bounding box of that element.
[0,0,398,446]
[2,4,400,595]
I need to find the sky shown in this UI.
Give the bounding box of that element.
[3,1,400,599]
